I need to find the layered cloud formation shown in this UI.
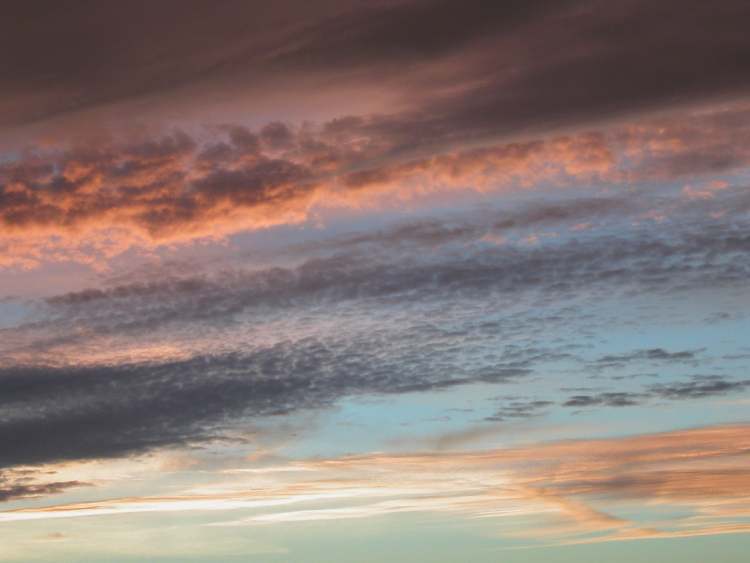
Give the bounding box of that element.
[3,101,750,269]
[2,424,750,548]
[1,2,750,560]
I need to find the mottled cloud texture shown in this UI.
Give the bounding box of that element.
[2,102,750,268]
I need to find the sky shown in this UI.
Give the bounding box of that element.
[1,1,750,561]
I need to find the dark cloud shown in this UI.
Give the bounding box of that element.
[0,0,346,128]
[0,470,87,502]
[266,0,750,158]
[2,0,749,143]
[596,348,702,367]
[649,375,750,400]
[260,122,295,151]
[269,0,564,72]
[610,373,659,381]
[0,336,544,467]
[564,376,750,410]
[484,399,553,422]
[563,392,644,408]
[402,0,750,147]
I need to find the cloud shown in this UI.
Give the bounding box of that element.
[563,392,644,408]
[291,195,633,255]
[0,481,85,503]
[595,348,702,367]
[2,85,750,270]
[0,312,744,470]
[0,125,614,268]
[1,4,749,556]
[0,178,746,471]
[0,333,545,468]
[0,469,87,503]
[1,124,749,473]
[0,191,746,468]
[564,376,750,410]
[2,424,750,546]
[2,0,749,141]
[484,399,553,422]
[649,375,750,400]
[20,207,750,353]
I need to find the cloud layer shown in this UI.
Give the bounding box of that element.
[2,0,749,134]
[3,424,750,547]
[1,6,750,558]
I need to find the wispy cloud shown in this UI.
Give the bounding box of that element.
[2,424,749,546]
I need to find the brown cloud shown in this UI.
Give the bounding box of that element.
[0,468,87,503]
[2,0,749,142]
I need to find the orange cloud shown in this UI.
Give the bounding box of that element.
[2,424,749,546]
[2,102,749,270]
[0,128,613,269]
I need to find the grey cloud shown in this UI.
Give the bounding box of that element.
[32,216,750,345]
[610,373,660,381]
[0,335,544,467]
[596,348,702,367]
[484,399,553,422]
[563,392,644,408]
[0,470,87,503]
[563,376,750,410]
[649,376,750,400]
[0,481,87,503]
[297,196,633,254]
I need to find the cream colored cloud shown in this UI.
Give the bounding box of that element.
[2,424,749,546]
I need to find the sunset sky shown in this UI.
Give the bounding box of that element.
[1,1,750,561]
